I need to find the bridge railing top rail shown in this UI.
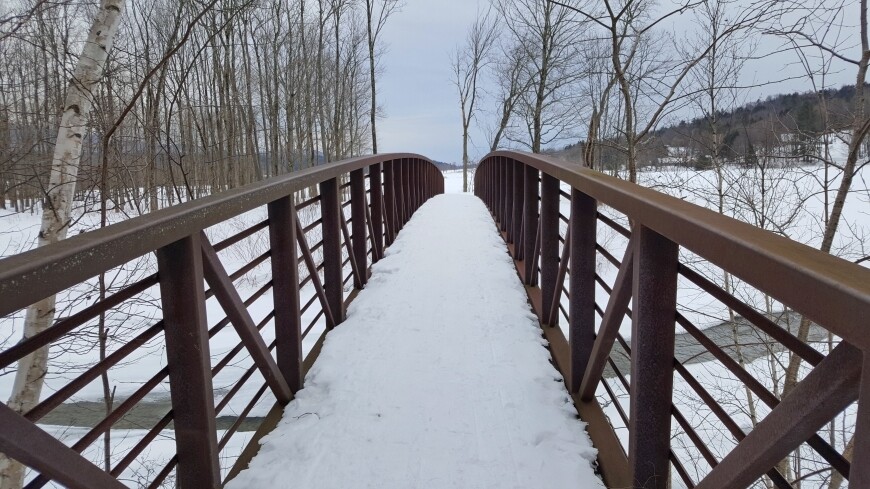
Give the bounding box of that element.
[0,153,431,318]
[488,150,870,351]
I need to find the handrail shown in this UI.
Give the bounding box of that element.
[485,150,870,350]
[0,153,444,489]
[474,150,869,489]
[0,153,431,318]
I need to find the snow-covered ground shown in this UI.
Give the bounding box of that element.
[226,193,602,489]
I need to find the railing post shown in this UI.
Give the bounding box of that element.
[504,159,513,238]
[540,173,560,325]
[384,160,396,245]
[569,190,597,393]
[156,234,221,489]
[630,225,678,489]
[853,354,870,486]
[395,160,405,229]
[369,163,384,261]
[523,165,539,285]
[492,162,498,214]
[351,169,367,288]
[512,159,522,248]
[413,160,421,211]
[320,177,345,327]
[407,159,414,214]
[496,159,504,228]
[267,196,303,393]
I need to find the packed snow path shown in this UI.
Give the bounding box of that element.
[226,194,603,488]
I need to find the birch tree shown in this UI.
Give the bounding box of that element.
[0,1,126,487]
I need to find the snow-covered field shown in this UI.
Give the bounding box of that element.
[1,162,866,487]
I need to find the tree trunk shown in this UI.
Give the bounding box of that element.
[367,0,378,154]
[0,1,125,487]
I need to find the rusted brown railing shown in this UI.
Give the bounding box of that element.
[0,154,443,488]
[475,151,870,489]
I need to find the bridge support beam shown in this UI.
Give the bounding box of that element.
[369,163,384,261]
[384,160,396,245]
[396,160,406,230]
[569,189,597,393]
[540,173,560,325]
[351,169,368,288]
[629,226,678,489]
[156,234,221,489]
[512,159,523,248]
[522,165,539,285]
[268,196,303,393]
[320,177,345,327]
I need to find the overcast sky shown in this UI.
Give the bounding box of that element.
[376,0,488,164]
[373,0,860,164]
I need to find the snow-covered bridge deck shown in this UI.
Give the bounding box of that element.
[225,194,602,488]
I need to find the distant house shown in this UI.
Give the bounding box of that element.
[657,146,697,167]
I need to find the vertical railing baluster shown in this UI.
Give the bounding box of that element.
[630,225,678,489]
[540,173,559,325]
[268,196,303,393]
[523,165,539,284]
[351,169,367,288]
[320,177,345,327]
[156,234,221,489]
[569,189,597,393]
[369,163,384,261]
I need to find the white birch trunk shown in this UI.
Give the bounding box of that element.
[1,1,125,487]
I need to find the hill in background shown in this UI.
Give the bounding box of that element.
[551,84,870,170]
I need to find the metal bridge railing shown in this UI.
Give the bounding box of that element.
[475,150,869,489]
[0,154,443,488]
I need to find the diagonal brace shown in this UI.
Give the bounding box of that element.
[200,234,292,405]
[696,341,862,489]
[0,403,125,489]
[579,234,636,401]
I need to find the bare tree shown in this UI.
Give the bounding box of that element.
[553,0,770,181]
[365,0,401,154]
[497,0,584,153]
[453,12,498,192]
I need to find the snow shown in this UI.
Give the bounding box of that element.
[225,193,603,489]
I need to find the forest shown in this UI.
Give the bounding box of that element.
[1,0,400,215]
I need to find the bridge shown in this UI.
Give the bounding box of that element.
[0,152,868,488]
